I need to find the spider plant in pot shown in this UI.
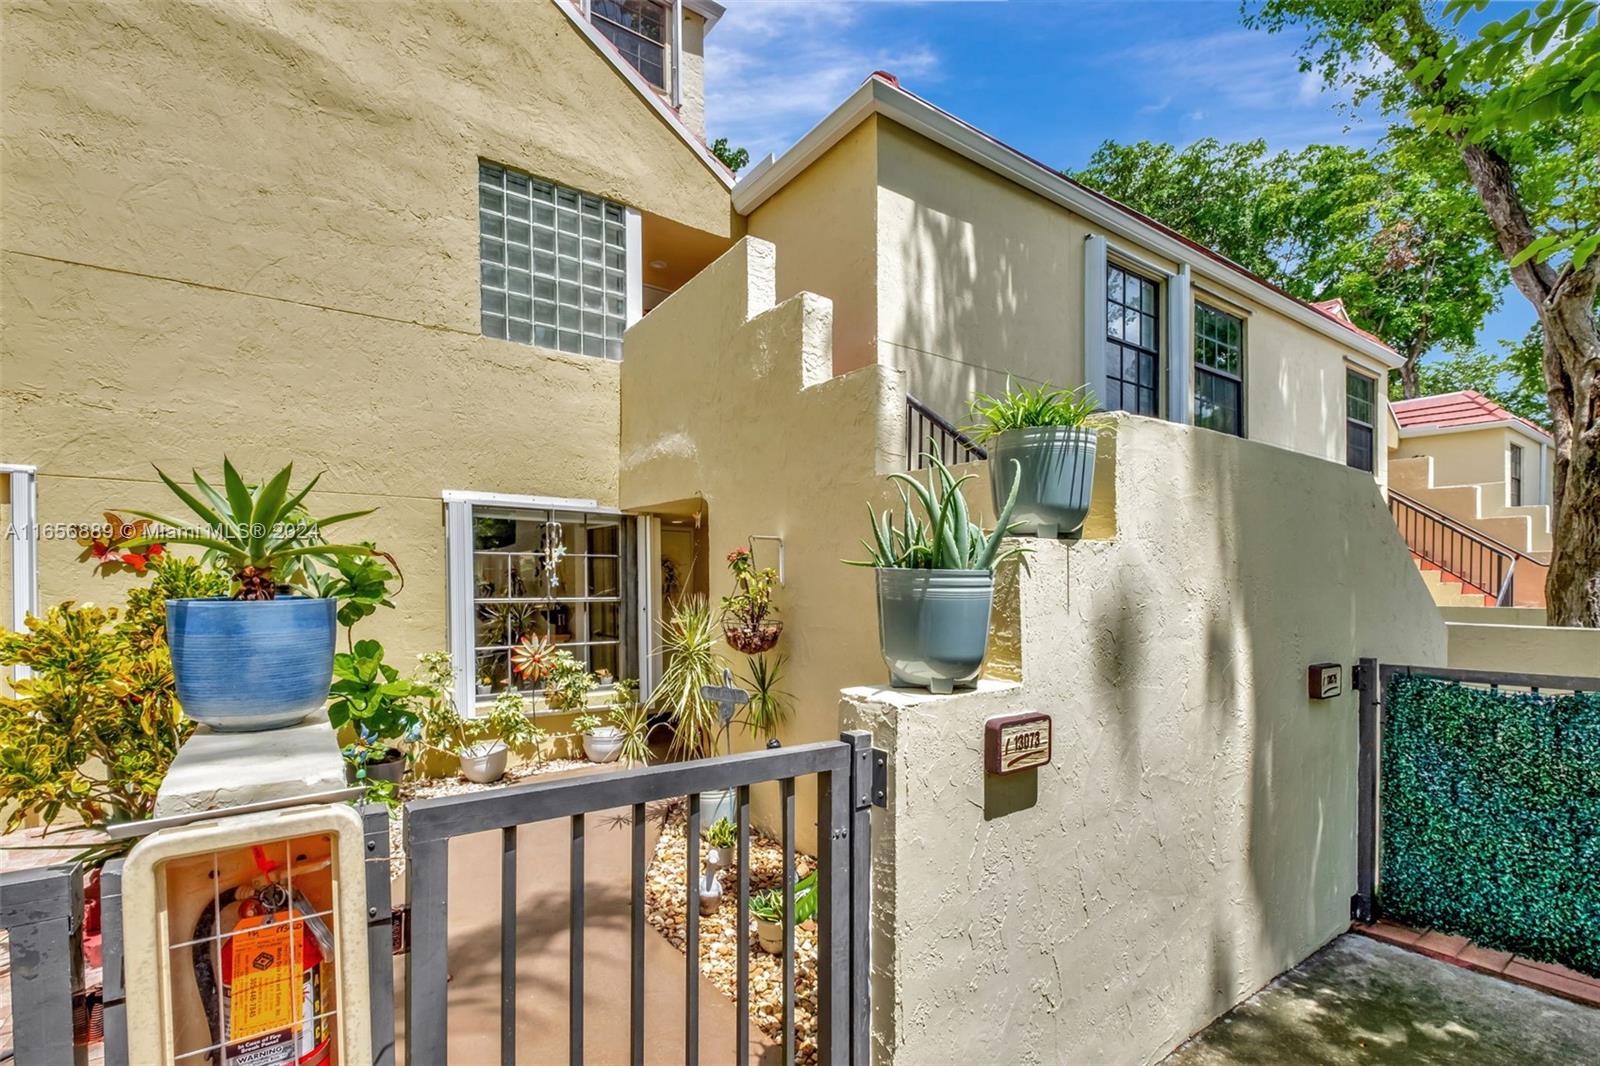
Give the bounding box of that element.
[125,460,380,731]
[750,871,818,955]
[848,452,1028,693]
[967,379,1106,539]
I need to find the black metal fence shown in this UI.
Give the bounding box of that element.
[2,736,882,1066]
[906,394,986,470]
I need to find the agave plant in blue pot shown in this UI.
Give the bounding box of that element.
[127,461,378,732]
[848,452,1029,693]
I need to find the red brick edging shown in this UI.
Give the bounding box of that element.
[1353,920,1600,1009]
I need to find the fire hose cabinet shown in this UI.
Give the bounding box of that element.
[121,804,372,1065]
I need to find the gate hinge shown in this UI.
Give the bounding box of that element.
[870,748,888,808]
[1351,664,1364,691]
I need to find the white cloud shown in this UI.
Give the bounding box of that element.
[704,0,941,161]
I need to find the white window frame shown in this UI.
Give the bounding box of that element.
[443,490,650,716]
[3,464,38,681]
[1084,237,1190,422]
[1192,298,1247,438]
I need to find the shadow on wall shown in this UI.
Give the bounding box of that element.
[884,175,1075,423]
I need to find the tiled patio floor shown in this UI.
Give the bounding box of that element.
[1163,934,1600,1065]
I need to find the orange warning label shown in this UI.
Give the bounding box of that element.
[229,919,298,1039]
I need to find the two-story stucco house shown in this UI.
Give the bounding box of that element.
[3,1,1405,721]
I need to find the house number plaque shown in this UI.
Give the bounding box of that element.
[1308,663,1343,700]
[984,712,1052,775]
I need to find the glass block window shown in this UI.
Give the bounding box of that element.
[591,0,667,88]
[468,505,635,701]
[479,161,628,360]
[1346,369,1376,472]
[1194,303,1244,437]
[1106,263,1160,416]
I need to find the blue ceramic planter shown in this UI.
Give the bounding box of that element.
[165,597,336,732]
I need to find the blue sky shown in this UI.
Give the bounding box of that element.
[703,0,1535,358]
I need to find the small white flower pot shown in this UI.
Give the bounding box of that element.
[704,846,731,872]
[459,742,509,784]
[699,788,736,831]
[756,917,784,955]
[581,727,623,763]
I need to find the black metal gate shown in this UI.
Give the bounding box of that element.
[1,732,884,1066]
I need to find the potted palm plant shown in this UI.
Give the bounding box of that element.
[126,461,381,731]
[968,379,1104,539]
[849,452,1027,693]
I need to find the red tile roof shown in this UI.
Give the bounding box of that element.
[1391,390,1551,439]
[1309,298,1389,348]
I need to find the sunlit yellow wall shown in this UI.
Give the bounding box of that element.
[2,0,733,666]
[870,118,1392,482]
[746,117,882,375]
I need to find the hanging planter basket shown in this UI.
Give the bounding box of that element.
[723,619,783,654]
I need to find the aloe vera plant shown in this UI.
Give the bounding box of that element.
[849,452,1029,571]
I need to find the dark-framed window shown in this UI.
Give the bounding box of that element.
[1509,443,1523,506]
[1106,263,1160,416]
[1194,303,1244,437]
[478,161,628,360]
[1346,369,1376,472]
[590,0,668,88]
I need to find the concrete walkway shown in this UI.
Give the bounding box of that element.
[393,794,778,1065]
[1164,934,1600,1065]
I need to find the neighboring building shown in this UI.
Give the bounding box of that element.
[735,77,1404,481]
[1383,390,1553,609]
[5,11,1404,719]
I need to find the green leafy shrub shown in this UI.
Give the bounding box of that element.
[572,713,607,735]
[0,557,228,845]
[418,661,545,759]
[543,649,597,712]
[739,654,791,740]
[1380,675,1600,976]
[965,378,1104,444]
[651,597,726,759]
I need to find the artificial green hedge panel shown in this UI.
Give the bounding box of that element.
[1380,674,1600,976]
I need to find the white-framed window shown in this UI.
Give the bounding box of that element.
[590,0,669,88]
[1346,369,1376,473]
[1105,262,1160,416]
[3,464,38,682]
[478,161,638,360]
[444,492,642,713]
[1509,443,1524,507]
[1194,302,1244,437]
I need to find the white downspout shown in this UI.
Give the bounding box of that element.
[671,0,683,109]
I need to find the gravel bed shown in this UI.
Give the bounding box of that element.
[645,802,820,1065]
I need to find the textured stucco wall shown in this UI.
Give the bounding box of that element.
[2,0,733,667]
[619,236,905,844]
[676,9,708,139]
[872,119,1392,485]
[843,416,1447,1066]
[1446,621,1600,676]
[746,117,881,376]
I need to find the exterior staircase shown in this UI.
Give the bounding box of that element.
[1389,455,1551,558]
[1389,489,1547,609]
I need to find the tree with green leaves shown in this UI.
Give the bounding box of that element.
[710,136,750,173]
[1246,0,1600,625]
[1072,135,1503,396]
[1390,347,1549,427]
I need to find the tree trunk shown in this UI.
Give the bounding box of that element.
[1400,345,1423,398]
[1457,143,1600,625]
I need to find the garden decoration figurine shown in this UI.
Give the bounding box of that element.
[721,546,782,653]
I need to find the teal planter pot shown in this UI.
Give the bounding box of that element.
[988,426,1097,538]
[876,568,994,694]
[165,597,336,732]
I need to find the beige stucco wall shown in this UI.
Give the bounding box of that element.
[842,416,1446,1066]
[676,9,709,140]
[619,236,903,844]
[1395,425,1553,507]
[868,118,1391,482]
[746,117,881,375]
[2,0,733,669]
[1446,622,1600,676]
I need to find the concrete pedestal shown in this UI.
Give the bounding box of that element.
[153,715,347,818]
